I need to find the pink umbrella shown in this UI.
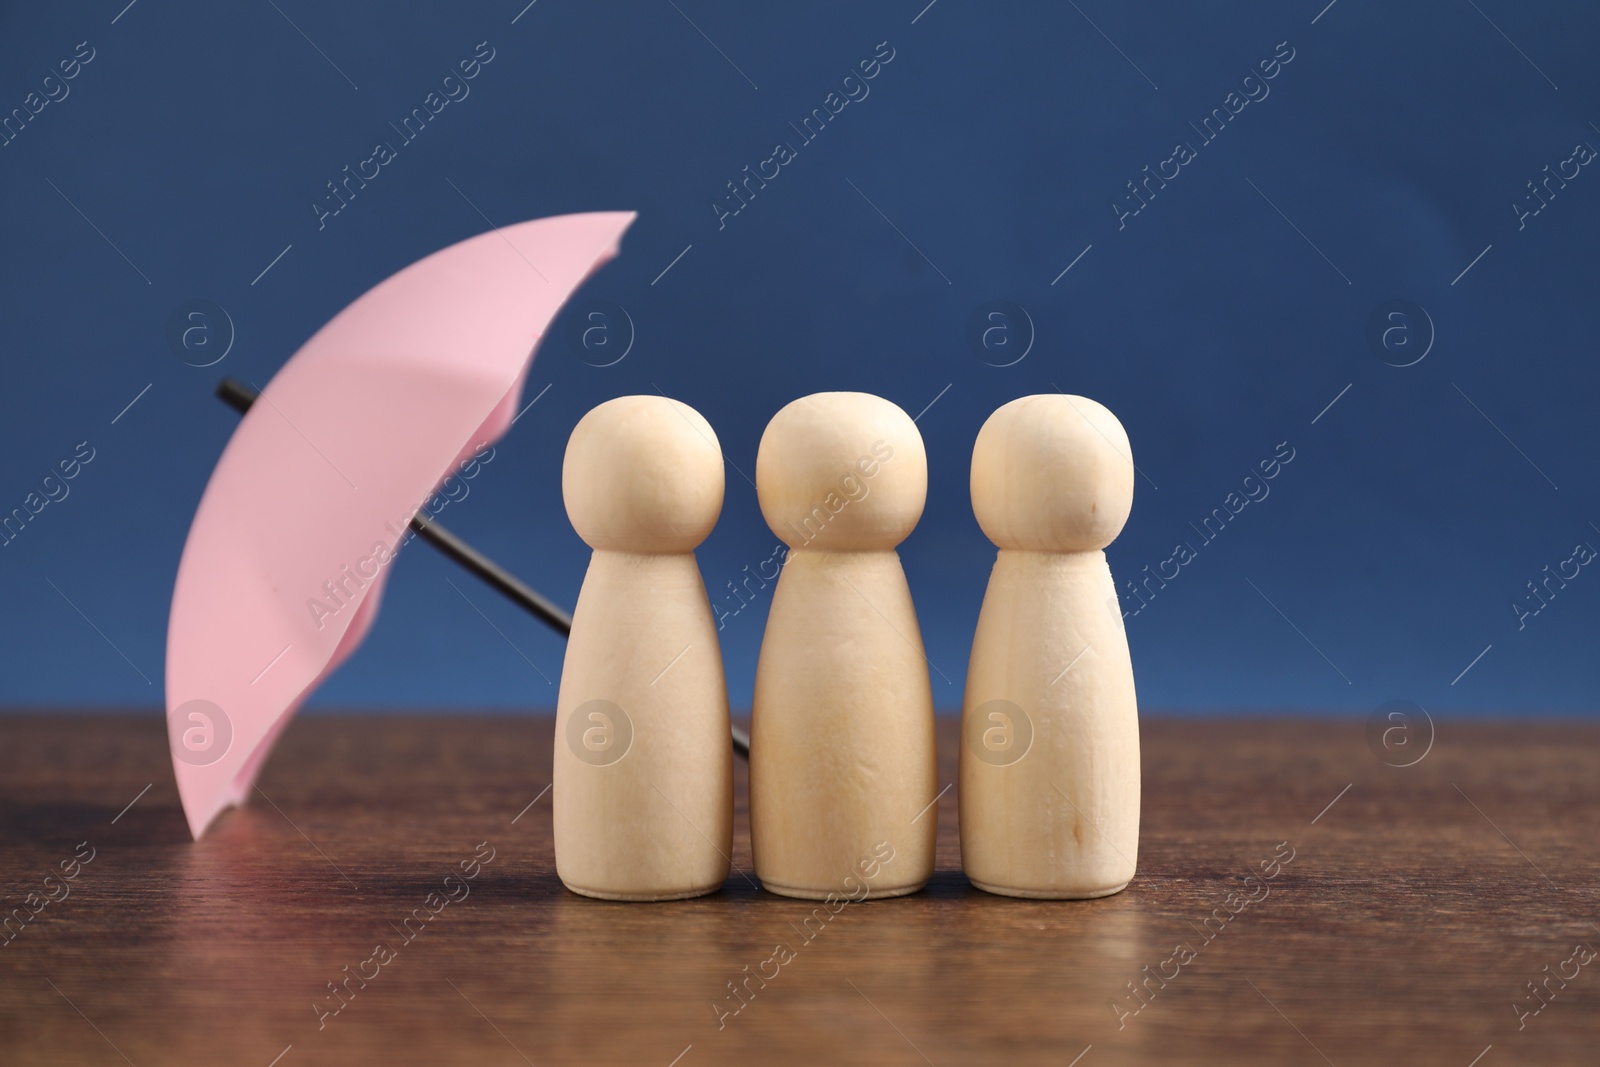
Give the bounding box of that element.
[167,212,634,840]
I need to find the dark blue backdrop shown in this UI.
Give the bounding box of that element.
[1,0,1595,714]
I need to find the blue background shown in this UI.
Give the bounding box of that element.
[1,0,1595,714]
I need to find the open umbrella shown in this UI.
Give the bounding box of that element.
[166,212,650,839]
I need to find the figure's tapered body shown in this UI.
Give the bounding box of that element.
[552,396,732,901]
[962,549,1138,897]
[750,393,937,900]
[752,549,936,898]
[960,394,1141,899]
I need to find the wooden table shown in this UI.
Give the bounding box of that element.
[1,714,1596,1065]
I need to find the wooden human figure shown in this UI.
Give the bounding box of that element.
[750,392,937,900]
[553,395,733,901]
[960,394,1140,898]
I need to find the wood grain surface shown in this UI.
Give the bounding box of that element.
[1,713,1597,1066]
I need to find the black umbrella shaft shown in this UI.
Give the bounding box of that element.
[214,378,751,759]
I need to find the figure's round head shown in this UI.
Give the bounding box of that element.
[563,395,724,552]
[970,394,1134,552]
[756,392,927,551]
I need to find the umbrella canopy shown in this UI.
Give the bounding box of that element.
[167,212,635,839]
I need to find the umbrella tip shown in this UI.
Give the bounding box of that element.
[215,378,256,415]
